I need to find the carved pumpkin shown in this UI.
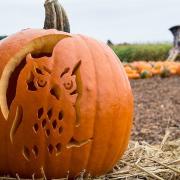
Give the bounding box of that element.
[0,29,133,179]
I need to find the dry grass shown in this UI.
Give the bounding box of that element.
[99,132,180,180]
[1,131,180,180]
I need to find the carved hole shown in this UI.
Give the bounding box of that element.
[27,81,37,91]
[67,137,93,149]
[35,68,43,75]
[52,120,57,129]
[59,126,63,134]
[23,146,30,160]
[46,129,50,137]
[38,107,44,119]
[71,60,82,127]
[42,119,47,128]
[47,108,53,119]
[69,137,77,145]
[27,73,37,91]
[56,143,62,155]
[32,145,38,157]
[50,86,60,100]
[31,53,52,58]
[58,111,63,120]
[60,67,70,77]
[10,105,23,143]
[70,90,77,96]
[7,58,26,109]
[37,79,47,87]
[33,123,39,133]
[72,60,82,75]
[48,144,53,154]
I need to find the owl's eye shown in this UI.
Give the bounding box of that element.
[37,79,47,87]
[63,80,73,90]
[35,68,43,75]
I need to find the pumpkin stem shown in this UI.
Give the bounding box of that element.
[44,0,70,33]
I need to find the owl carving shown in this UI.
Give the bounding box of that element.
[6,53,91,165]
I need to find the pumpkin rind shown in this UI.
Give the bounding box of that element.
[0,29,133,178]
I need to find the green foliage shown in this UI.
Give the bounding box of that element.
[112,43,172,62]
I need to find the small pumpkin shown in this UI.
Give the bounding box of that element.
[160,67,171,78]
[151,68,160,75]
[124,66,133,74]
[127,73,140,79]
[140,70,152,79]
[131,61,152,73]
[0,29,133,178]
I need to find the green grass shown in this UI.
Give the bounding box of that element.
[112,43,172,62]
[0,36,172,62]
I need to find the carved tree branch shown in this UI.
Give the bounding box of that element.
[44,0,70,33]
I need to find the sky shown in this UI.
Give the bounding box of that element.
[0,0,179,43]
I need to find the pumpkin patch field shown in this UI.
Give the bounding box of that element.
[124,61,180,79]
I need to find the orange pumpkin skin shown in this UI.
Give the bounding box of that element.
[0,29,133,179]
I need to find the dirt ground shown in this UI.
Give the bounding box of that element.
[130,76,180,144]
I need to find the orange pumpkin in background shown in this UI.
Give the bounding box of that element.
[0,29,133,178]
[131,61,152,72]
[140,70,152,78]
[125,60,180,78]
[127,73,140,79]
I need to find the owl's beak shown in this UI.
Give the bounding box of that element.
[50,84,60,100]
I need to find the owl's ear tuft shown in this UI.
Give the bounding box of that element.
[26,53,34,63]
[72,60,81,76]
[60,67,70,78]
